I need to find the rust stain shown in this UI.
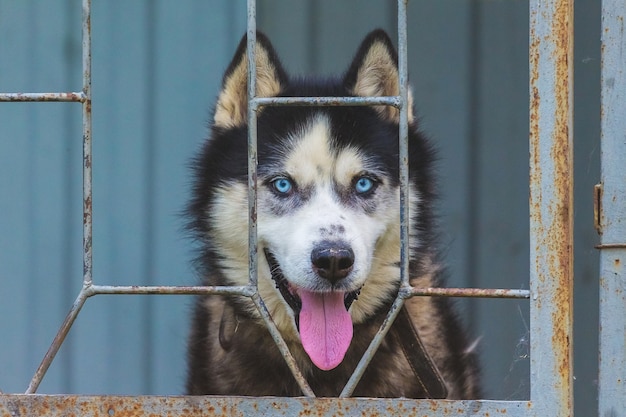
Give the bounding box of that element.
[548,0,574,396]
[546,0,574,410]
[529,0,574,412]
[83,196,92,225]
[529,9,543,313]
[0,396,535,417]
[529,6,542,231]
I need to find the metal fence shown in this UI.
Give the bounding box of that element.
[0,0,623,416]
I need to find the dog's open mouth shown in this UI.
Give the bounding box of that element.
[263,248,360,370]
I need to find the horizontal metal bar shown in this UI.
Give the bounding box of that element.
[86,284,255,297]
[76,284,531,300]
[595,243,626,249]
[0,395,532,417]
[403,287,531,299]
[0,92,86,102]
[252,95,401,108]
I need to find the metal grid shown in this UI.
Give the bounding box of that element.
[0,0,623,415]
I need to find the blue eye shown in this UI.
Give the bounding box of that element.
[271,177,293,194]
[355,177,375,194]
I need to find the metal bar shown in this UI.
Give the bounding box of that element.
[77,284,533,299]
[595,243,626,249]
[397,0,410,290]
[25,288,90,394]
[598,0,626,414]
[250,293,315,397]
[528,0,574,415]
[405,287,530,299]
[339,0,411,398]
[246,0,258,290]
[21,0,94,394]
[253,95,401,108]
[86,285,255,297]
[0,92,86,102]
[82,0,93,287]
[245,0,312,397]
[0,395,531,417]
[340,296,406,397]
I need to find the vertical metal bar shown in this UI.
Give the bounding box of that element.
[397,0,410,290]
[245,0,314,397]
[598,0,626,414]
[82,0,93,287]
[246,0,258,289]
[529,0,574,415]
[25,0,93,394]
[339,0,409,397]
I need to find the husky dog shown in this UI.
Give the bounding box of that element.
[186,30,480,398]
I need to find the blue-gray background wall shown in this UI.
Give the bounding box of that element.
[0,1,600,415]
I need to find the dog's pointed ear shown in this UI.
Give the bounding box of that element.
[214,32,288,128]
[343,29,414,124]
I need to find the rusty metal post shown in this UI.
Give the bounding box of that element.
[598,0,626,415]
[529,0,574,415]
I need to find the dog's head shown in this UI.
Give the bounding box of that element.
[192,30,435,371]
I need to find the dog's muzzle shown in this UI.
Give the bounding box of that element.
[263,248,361,328]
[263,247,361,370]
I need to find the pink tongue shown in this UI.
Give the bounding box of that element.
[299,290,353,371]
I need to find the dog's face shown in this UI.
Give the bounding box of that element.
[197,31,431,371]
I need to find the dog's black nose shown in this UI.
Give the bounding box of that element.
[311,242,354,284]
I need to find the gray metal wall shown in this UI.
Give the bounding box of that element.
[0,1,599,415]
